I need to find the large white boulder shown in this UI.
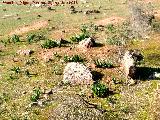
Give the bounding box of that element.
[63,62,92,85]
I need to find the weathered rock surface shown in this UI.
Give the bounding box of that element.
[63,62,93,85]
[78,37,95,49]
[17,49,34,56]
[122,50,143,80]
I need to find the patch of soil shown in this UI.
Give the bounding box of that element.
[50,28,80,40]
[95,16,125,26]
[9,21,48,36]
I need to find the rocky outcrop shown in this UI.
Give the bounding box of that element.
[122,50,143,80]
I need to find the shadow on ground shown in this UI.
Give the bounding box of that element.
[135,67,160,80]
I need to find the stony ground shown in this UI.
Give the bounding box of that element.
[0,0,160,120]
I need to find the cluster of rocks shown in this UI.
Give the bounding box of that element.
[63,62,93,85]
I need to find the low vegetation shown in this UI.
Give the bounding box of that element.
[11,34,20,43]
[94,59,114,68]
[0,0,160,119]
[41,39,59,49]
[92,82,109,97]
[30,87,41,102]
[64,55,84,63]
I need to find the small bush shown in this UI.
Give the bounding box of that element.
[27,34,36,44]
[70,33,90,43]
[94,59,114,68]
[92,82,109,97]
[11,34,20,43]
[41,39,58,49]
[106,24,116,33]
[10,67,21,74]
[64,55,84,62]
[30,87,41,102]
[27,34,45,44]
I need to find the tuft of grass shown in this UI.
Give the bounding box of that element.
[41,39,58,49]
[27,34,36,44]
[106,37,124,46]
[10,66,21,74]
[70,33,90,43]
[27,34,46,44]
[11,34,20,43]
[92,82,109,97]
[64,55,84,63]
[105,23,131,46]
[94,59,114,68]
[30,87,41,102]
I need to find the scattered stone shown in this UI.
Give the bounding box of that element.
[63,62,93,85]
[37,15,42,17]
[150,72,160,79]
[12,57,19,62]
[47,26,56,31]
[37,100,44,107]
[16,17,21,20]
[78,37,95,49]
[44,89,53,95]
[80,0,88,4]
[122,50,143,80]
[17,50,34,56]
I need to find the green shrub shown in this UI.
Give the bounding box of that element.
[27,34,45,44]
[30,88,41,102]
[64,55,84,62]
[11,34,20,43]
[106,24,116,33]
[94,59,114,68]
[70,33,90,43]
[27,34,36,44]
[92,82,109,97]
[41,39,58,49]
[10,67,21,74]
[106,37,124,46]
